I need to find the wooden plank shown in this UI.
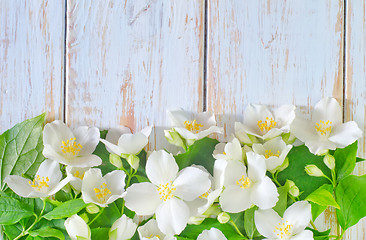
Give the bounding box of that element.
[207,0,344,234]
[0,0,65,132]
[65,0,205,150]
[344,0,366,238]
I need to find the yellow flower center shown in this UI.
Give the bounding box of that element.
[258,117,277,132]
[265,149,280,158]
[148,234,161,239]
[28,175,49,191]
[274,220,293,239]
[236,175,251,189]
[74,170,85,180]
[61,137,83,156]
[199,189,210,199]
[94,183,111,202]
[315,120,332,136]
[157,181,176,201]
[184,120,203,133]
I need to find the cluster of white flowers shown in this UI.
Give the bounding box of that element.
[3,97,362,240]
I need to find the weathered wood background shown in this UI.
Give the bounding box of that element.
[0,0,365,238]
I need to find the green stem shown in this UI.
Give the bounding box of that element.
[88,207,104,226]
[121,168,136,215]
[229,220,246,238]
[14,199,47,240]
[310,220,318,230]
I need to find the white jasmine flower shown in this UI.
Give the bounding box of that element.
[81,168,126,208]
[4,159,71,198]
[167,109,223,146]
[255,201,313,240]
[197,228,227,240]
[213,137,243,163]
[109,215,137,240]
[235,104,295,140]
[138,219,176,240]
[252,137,292,173]
[64,214,91,240]
[291,97,362,155]
[66,166,89,192]
[43,120,102,167]
[100,126,152,169]
[219,152,278,213]
[124,150,210,236]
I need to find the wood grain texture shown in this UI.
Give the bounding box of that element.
[207,0,344,234]
[0,0,65,132]
[344,0,366,239]
[65,0,205,150]
[207,0,344,139]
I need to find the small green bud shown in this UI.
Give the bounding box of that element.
[79,213,89,223]
[109,153,123,169]
[323,154,335,170]
[286,180,299,197]
[203,204,221,217]
[217,212,230,224]
[164,129,186,149]
[317,149,329,156]
[305,165,324,177]
[282,133,296,145]
[86,203,99,214]
[127,154,140,170]
[188,216,205,225]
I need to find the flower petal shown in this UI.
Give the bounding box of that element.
[106,127,131,145]
[36,159,62,188]
[140,126,153,138]
[290,116,319,143]
[219,185,252,213]
[197,228,227,240]
[155,198,190,235]
[244,104,274,136]
[174,167,210,201]
[73,126,100,155]
[273,104,296,131]
[43,120,74,152]
[81,168,104,206]
[247,152,266,183]
[146,150,178,186]
[254,208,282,239]
[100,139,123,156]
[291,229,313,240]
[167,109,190,127]
[328,121,362,148]
[109,215,137,240]
[4,175,46,198]
[251,177,278,209]
[66,154,102,168]
[124,182,161,215]
[283,201,311,235]
[312,97,342,126]
[104,170,126,204]
[195,126,223,139]
[118,132,148,155]
[64,214,91,240]
[223,160,246,187]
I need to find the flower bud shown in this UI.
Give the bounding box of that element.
[79,213,89,223]
[317,149,329,156]
[188,216,206,225]
[286,180,299,197]
[86,203,99,214]
[65,214,91,240]
[217,212,230,224]
[127,154,140,170]
[305,165,324,177]
[109,153,123,169]
[323,154,335,170]
[282,133,296,145]
[164,129,186,149]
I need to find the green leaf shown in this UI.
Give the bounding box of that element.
[0,113,46,190]
[89,202,120,228]
[306,228,331,240]
[43,199,86,220]
[230,212,245,236]
[310,202,327,222]
[305,184,339,209]
[0,196,34,224]
[179,218,242,239]
[3,223,22,239]
[273,186,288,216]
[277,145,331,199]
[336,174,366,230]
[91,227,109,240]
[175,137,219,175]
[356,157,365,163]
[244,206,259,239]
[29,227,65,240]
[334,141,358,181]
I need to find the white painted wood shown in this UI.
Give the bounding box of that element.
[207,0,344,234]
[65,0,205,150]
[344,0,366,238]
[0,0,65,132]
